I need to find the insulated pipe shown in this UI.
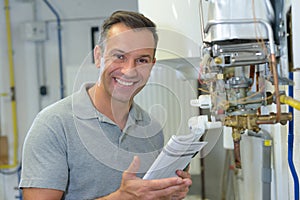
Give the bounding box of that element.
[248,130,272,200]
[1,0,19,169]
[43,0,64,99]
[287,72,299,200]
[261,132,272,200]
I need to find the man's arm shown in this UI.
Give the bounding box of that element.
[96,156,192,200]
[23,157,192,200]
[22,188,64,200]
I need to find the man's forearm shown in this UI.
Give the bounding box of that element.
[95,190,127,200]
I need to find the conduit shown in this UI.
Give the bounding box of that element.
[0,0,19,169]
[287,72,299,200]
[43,0,64,99]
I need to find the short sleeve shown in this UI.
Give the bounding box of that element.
[19,113,68,191]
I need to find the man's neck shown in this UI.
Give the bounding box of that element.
[88,84,131,130]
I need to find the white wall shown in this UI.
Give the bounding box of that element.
[0,1,138,199]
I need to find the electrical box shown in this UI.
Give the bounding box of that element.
[22,21,47,42]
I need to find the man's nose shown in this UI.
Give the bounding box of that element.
[121,59,137,75]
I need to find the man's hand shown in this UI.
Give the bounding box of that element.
[106,156,192,200]
[172,167,192,199]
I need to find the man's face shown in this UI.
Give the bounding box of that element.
[99,23,156,103]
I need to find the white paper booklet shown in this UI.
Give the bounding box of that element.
[143,133,207,180]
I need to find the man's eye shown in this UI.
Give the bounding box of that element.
[136,58,150,64]
[113,54,125,60]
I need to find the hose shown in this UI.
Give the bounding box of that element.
[280,95,300,111]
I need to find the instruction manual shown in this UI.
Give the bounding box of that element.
[143,133,207,180]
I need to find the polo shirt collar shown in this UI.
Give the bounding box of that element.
[72,83,143,123]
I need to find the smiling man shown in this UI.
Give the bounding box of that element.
[90,23,157,130]
[20,11,192,200]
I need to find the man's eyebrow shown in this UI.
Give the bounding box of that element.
[109,49,125,54]
[110,49,153,58]
[139,54,152,58]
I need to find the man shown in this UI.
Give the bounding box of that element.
[20,10,192,199]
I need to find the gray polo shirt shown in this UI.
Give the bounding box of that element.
[20,83,164,200]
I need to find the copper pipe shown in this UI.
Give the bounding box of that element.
[249,65,255,88]
[256,112,292,125]
[255,66,261,115]
[232,128,242,169]
[256,119,277,125]
[234,141,242,169]
[270,54,281,123]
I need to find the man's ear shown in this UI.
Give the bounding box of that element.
[94,45,102,68]
[152,57,156,64]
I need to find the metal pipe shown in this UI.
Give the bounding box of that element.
[256,112,292,125]
[197,81,206,199]
[0,0,19,169]
[270,54,281,123]
[287,72,299,200]
[232,128,242,168]
[43,0,64,99]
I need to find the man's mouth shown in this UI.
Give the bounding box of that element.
[115,78,134,86]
